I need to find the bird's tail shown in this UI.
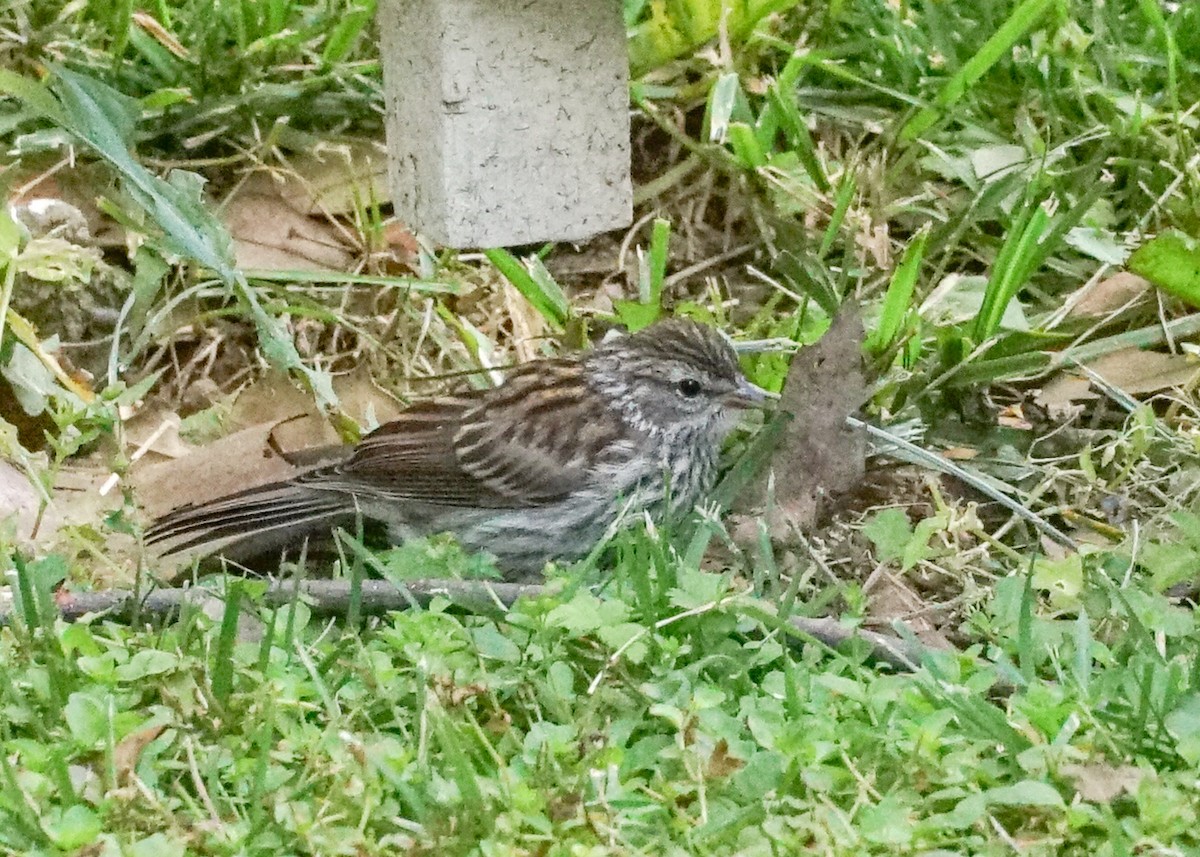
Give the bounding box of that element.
[145,479,355,560]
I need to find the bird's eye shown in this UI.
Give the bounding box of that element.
[677,378,702,397]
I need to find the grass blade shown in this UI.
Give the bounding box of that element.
[866,226,928,356]
[211,582,243,705]
[900,0,1055,141]
[485,248,568,328]
[644,217,671,306]
[973,195,1051,342]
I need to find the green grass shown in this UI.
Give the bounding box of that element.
[2,550,1200,854]
[2,0,1200,852]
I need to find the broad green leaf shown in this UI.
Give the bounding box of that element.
[65,690,110,746]
[614,298,662,332]
[863,508,913,563]
[545,660,576,700]
[1166,694,1200,765]
[983,781,1065,808]
[0,341,66,415]
[1129,231,1200,308]
[115,649,180,681]
[43,805,102,850]
[547,590,630,635]
[858,796,914,847]
[471,623,522,663]
[669,567,729,610]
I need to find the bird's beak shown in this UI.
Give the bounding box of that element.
[725,377,779,409]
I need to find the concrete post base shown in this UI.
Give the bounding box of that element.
[378,0,633,248]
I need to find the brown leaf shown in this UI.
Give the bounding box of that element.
[745,306,867,531]
[123,408,193,461]
[0,460,133,560]
[996,404,1033,430]
[131,11,189,59]
[1066,272,1150,318]
[223,175,355,272]
[706,738,744,778]
[863,570,954,651]
[1037,348,1200,409]
[941,446,980,460]
[331,367,405,430]
[132,421,311,519]
[132,370,403,521]
[381,219,420,259]
[276,140,390,216]
[1060,762,1146,803]
[114,724,166,783]
[0,460,56,544]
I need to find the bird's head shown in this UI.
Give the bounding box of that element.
[587,318,775,438]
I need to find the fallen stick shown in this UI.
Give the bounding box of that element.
[4,579,933,671]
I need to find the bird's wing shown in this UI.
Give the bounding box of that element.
[305,361,631,507]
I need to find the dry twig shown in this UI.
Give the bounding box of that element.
[2,579,935,671]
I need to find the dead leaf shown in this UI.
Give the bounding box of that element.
[0,463,139,579]
[744,306,867,531]
[131,421,313,519]
[331,367,405,430]
[123,408,193,461]
[0,459,134,555]
[0,459,57,544]
[381,219,420,261]
[228,368,403,444]
[485,710,513,735]
[133,370,404,520]
[226,371,341,448]
[855,220,890,269]
[114,724,166,783]
[132,11,189,59]
[1037,348,1200,409]
[1066,272,1150,318]
[1060,762,1146,803]
[863,569,954,651]
[941,446,980,460]
[277,140,390,216]
[432,675,489,706]
[997,404,1033,430]
[706,738,744,778]
[223,175,355,272]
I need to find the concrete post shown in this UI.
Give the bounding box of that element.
[377,0,634,249]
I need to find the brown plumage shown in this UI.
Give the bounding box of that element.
[146,319,772,575]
